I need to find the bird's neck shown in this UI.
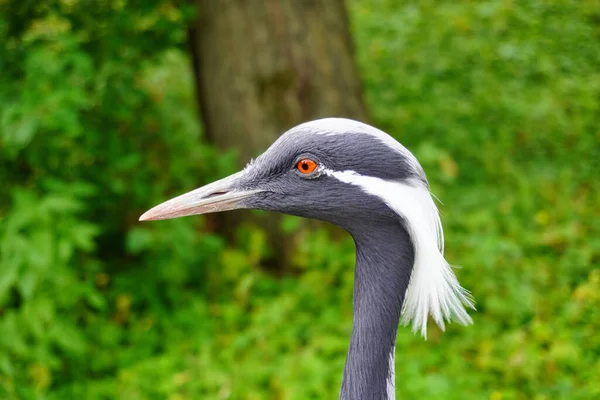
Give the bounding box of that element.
[340,219,414,400]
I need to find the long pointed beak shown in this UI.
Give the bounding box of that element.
[139,171,261,221]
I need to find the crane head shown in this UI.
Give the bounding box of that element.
[139,118,425,231]
[140,118,474,337]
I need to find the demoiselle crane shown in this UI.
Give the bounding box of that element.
[140,118,474,400]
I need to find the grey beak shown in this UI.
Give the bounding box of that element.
[139,171,261,221]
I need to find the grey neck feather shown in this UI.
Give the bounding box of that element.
[340,217,414,400]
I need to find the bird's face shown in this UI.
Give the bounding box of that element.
[140,118,427,233]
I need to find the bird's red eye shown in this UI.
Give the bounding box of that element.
[296,159,317,174]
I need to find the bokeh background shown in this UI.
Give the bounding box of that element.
[1,0,599,399]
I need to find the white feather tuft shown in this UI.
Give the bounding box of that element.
[243,158,256,172]
[326,170,474,339]
[386,346,395,399]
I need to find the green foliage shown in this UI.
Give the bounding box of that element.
[1,0,598,399]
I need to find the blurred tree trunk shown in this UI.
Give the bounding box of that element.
[188,0,368,272]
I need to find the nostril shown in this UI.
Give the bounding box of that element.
[205,191,229,199]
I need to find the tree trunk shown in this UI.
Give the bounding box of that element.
[189,0,368,272]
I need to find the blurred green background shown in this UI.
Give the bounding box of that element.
[1,0,599,399]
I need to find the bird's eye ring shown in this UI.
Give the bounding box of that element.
[296,158,318,174]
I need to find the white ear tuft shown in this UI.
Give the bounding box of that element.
[326,170,475,339]
[396,183,474,339]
